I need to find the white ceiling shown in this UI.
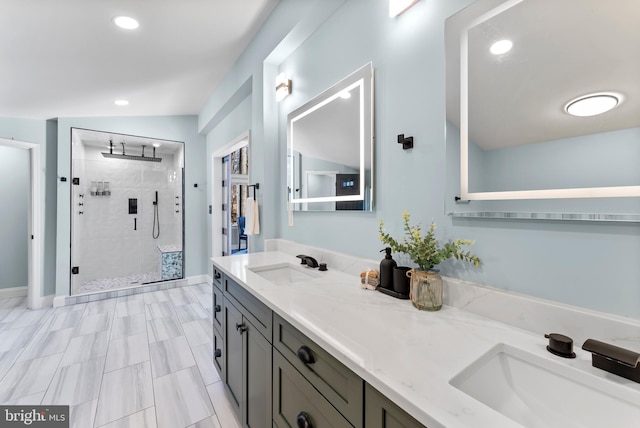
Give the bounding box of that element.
[446,0,640,150]
[0,0,277,119]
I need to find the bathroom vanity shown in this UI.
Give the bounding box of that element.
[211,250,640,428]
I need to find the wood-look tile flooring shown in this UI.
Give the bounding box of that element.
[0,284,241,428]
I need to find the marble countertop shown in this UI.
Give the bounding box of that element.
[211,251,639,428]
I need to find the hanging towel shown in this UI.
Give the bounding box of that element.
[287,201,294,227]
[245,197,260,235]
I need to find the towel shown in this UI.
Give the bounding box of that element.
[287,201,294,227]
[245,197,260,235]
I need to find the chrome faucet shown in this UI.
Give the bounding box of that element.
[296,254,319,268]
[582,339,640,383]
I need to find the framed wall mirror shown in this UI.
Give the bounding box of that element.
[445,0,640,218]
[288,62,374,211]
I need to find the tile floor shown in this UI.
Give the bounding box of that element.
[0,284,242,428]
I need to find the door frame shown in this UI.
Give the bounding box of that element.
[211,130,250,258]
[0,138,42,308]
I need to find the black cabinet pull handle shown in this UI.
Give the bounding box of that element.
[296,412,313,428]
[214,305,221,313]
[214,349,222,358]
[296,346,315,365]
[236,323,247,334]
[214,272,221,279]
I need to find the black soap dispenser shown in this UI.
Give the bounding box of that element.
[379,247,397,290]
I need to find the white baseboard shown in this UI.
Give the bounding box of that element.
[187,275,210,285]
[0,286,28,299]
[53,296,66,307]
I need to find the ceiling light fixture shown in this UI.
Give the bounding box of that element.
[114,99,129,106]
[113,16,139,30]
[389,0,421,17]
[490,39,513,55]
[339,90,351,99]
[276,73,291,102]
[565,93,621,117]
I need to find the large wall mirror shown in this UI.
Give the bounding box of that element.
[445,0,640,218]
[288,63,374,211]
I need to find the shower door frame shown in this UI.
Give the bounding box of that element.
[69,127,186,295]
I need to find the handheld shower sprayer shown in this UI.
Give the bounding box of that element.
[152,191,160,239]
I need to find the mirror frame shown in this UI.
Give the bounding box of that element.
[287,62,374,210]
[456,0,640,201]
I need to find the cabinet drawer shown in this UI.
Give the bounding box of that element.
[212,282,224,335]
[273,350,352,428]
[273,314,363,428]
[213,327,224,381]
[213,265,224,288]
[225,276,272,341]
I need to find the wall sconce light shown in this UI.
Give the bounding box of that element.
[275,72,291,102]
[389,0,420,17]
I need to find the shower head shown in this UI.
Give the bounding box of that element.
[102,142,162,162]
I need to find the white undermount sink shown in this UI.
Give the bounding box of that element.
[450,344,640,428]
[249,263,321,286]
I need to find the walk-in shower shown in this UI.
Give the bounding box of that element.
[70,128,185,295]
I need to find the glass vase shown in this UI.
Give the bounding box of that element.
[407,269,443,311]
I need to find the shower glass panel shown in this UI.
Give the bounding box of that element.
[70,128,185,295]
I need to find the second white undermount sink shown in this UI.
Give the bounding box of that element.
[450,344,640,428]
[249,263,321,286]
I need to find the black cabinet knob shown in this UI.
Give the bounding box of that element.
[214,349,222,358]
[214,272,221,280]
[214,305,221,313]
[236,323,247,334]
[296,346,315,365]
[296,412,313,428]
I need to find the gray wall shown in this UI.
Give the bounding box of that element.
[0,146,29,288]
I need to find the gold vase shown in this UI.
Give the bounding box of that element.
[407,269,443,311]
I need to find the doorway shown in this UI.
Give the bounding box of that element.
[211,131,250,258]
[0,138,42,308]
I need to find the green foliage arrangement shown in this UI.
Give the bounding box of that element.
[379,211,480,271]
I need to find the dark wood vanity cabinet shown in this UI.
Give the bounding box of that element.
[365,384,425,428]
[212,263,425,428]
[217,274,273,428]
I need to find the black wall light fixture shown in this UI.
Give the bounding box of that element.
[398,134,413,150]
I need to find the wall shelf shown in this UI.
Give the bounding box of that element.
[448,211,640,223]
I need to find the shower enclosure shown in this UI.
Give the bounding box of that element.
[70,128,184,295]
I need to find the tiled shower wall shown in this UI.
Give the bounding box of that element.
[71,145,183,294]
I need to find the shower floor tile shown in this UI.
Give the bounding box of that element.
[78,272,162,294]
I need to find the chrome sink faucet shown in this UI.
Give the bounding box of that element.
[582,339,640,383]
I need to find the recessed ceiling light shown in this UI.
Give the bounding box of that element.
[113,16,139,30]
[339,91,351,99]
[114,99,129,106]
[565,93,621,117]
[490,39,513,55]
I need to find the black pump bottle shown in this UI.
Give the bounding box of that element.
[379,247,397,290]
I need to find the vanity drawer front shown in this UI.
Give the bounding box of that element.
[225,276,272,341]
[213,265,224,288]
[212,281,224,334]
[273,350,353,428]
[274,314,363,427]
